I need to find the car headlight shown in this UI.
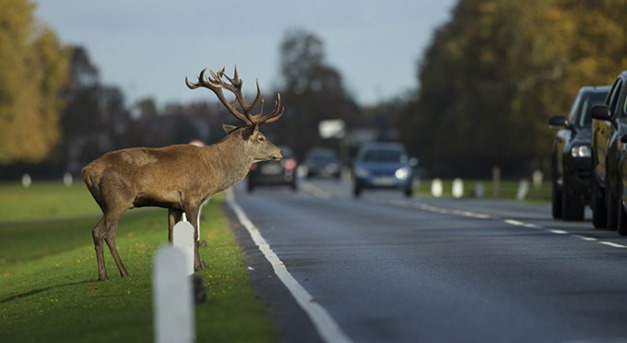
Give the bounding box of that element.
[354,167,370,178]
[395,167,410,180]
[571,145,591,158]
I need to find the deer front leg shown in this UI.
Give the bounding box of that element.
[185,206,204,271]
[168,208,183,243]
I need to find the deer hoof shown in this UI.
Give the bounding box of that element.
[195,260,205,271]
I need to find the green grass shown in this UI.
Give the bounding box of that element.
[0,182,276,343]
[414,178,552,203]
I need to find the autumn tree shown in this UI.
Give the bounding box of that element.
[275,28,359,159]
[398,0,627,177]
[0,0,69,164]
[58,47,130,172]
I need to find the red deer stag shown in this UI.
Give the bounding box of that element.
[82,66,284,281]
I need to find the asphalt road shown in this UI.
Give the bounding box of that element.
[226,179,627,343]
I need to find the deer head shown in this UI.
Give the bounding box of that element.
[185,66,284,161]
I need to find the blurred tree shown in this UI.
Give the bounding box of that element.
[136,98,158,120]
[276,28,360,159]
[57,47,130,172]
[0,0,69,164]
[398,0,627,177]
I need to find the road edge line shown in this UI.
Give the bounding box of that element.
[225,189,353,343]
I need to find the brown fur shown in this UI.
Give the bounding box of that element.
[82,125,281,280]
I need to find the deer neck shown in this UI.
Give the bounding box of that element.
[210,134,254,191]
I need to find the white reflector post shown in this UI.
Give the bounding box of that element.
[452,178,464,198]
[153,245,194,343]
[173,219,195,276]
[431,178,443,198]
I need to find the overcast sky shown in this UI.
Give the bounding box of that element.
[33,0,456,108]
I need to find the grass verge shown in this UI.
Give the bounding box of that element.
[0,182,276,343]
[414,178,551,203]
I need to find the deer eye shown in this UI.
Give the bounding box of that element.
[258,136,265,142]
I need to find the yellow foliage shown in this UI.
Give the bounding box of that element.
[0,0,69,164]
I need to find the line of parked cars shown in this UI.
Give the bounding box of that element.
[549,70,627,236]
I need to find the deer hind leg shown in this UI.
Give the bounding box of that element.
[104,220,129,278]
[92,217,109,281]
[93,206,128,280]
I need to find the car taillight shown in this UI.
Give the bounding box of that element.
[285,158,297,171]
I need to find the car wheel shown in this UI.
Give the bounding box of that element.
[618,197,627,236]
[551,178,563,219]
[561,174,584,221]
[562,188,584,221]
[353,183,362,198]
[591,176,607,229]
[606,177,618,231]
[404,186,413,198]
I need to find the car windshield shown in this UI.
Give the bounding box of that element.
[578,91,609,127]
[362,149,405,163]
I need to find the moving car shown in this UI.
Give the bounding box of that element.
[352,142,416,197]
[548,85,610,220]
[301,147,341,179]
[247,146,297,192]
[591,71,627,230]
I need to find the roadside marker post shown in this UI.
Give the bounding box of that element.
[452,178,464,198]
[431,178,443,197]
[516,179,530,200]
[153,245,195,343]
[173,214,195,276]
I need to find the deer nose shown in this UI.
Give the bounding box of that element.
[274,150,284,160]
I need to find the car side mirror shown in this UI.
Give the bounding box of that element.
[548,115,569,129]
[590,105,611,121]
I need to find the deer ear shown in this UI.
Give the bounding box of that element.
[222,124,237,134]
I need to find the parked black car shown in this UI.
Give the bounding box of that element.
[352,142,417,197]
[549,85,610,220]
[618,134,627,235]
[247,146,297,192]
[301,147,341,179]
[591,71,627,230]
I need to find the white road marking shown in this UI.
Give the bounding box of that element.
[599,241,627,248]
[225,189,353,343]
[571,235,597,241]
[298,182,627,252]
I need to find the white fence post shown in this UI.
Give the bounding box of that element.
[63,172,73,187]
[516,179,530,200]
[452,178,464,198]
[431,178,443,197]
[21,174,31,188]
[474,181,484,198]
[153,245,195,343]
[173,214,195,276]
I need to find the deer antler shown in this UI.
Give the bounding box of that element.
[185,66,284,126]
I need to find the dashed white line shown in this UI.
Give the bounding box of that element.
[298,181,627,252]
[599,241,627,249]
[571,235,597,241]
